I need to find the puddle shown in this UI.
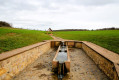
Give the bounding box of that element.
[56,52,68,63]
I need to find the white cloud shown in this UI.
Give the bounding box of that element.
[0,0,119,30]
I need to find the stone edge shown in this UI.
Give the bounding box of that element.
[0,41,50,61]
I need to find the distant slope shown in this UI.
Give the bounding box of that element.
[54,30,119,54]
[0,27,52,53]
[53,29,88,31]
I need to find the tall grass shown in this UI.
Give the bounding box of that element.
[0,27,52,53]
[54,30,119,54]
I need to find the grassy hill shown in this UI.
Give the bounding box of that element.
[0,27,52,53]
[54,30,119,54]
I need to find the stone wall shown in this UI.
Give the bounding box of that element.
[82,41,119,80]
[51,41,82,48]
[0,41,51,80]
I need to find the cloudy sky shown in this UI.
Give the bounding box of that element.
[0,0,119,30]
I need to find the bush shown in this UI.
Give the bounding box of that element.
[0,21,12,27]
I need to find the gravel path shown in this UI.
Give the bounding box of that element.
[12,48,109,80]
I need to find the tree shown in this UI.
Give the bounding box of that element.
[0,21,12,27]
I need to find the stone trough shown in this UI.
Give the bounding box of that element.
[52,41,70,79]
[0,40,119,80]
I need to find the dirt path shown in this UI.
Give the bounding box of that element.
[51,35,65,40]
[12,48,108,80]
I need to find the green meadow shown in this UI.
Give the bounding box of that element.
[54,30,119,54]
[0,27,52,53]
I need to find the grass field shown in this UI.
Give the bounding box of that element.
[54,30,119,54]
[0,27,52,53]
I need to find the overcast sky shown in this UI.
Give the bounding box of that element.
[0,0,119,30]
